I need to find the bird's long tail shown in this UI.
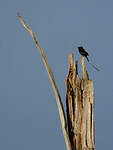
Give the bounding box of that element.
[88,62,100,71]
[86,56,89,62]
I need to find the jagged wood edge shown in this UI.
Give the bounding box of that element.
[17,13,72,150]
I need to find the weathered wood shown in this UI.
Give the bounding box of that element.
[66,53,95,150]
[18,13,95,150]
[18,14,72,150]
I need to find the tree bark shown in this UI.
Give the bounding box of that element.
[66,54,95,150]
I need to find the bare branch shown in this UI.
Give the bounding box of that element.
[17,13,72,150]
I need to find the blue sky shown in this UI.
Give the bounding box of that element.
[0,0,113,149]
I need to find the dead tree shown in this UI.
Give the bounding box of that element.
[66,54,95,150]
[18,14,95,150]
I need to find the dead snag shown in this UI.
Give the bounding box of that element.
[66,54,95,150]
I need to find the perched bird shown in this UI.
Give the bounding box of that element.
[78,46,100,71]
[78,46,89,62]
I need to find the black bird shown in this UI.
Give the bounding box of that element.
[78,46,89,62]
[78,46,100,71]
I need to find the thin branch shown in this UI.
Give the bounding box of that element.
[17,13,72,150]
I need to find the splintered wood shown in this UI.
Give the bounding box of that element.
[66,54,95,150]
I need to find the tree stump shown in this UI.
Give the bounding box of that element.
[66,54,95,150]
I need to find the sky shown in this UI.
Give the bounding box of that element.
[0,0,113,149]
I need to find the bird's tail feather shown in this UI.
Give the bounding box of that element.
[89,62,100,71]
[86,56,89,62]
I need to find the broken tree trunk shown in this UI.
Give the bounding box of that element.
[66,54,95,150]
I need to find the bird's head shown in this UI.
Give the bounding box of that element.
[78,46,83,49]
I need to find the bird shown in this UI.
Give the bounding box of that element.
[78,46,89,62]
[78,46,100,71]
